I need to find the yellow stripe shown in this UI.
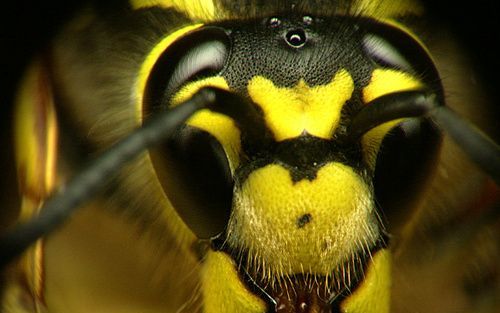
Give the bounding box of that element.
[361,69,423,168]
[171,76,241,172]
[341,249,391,313]
[201,251,267,313]
[363,69,422,103]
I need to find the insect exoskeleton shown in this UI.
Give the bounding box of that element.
[1,1,498,313]
[140,5,443,311]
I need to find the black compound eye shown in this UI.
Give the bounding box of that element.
[285,28,307,48]
[165,40,228,96]
[362,33,413,71]
[145,26,230,109]
[143,26,233,239]
[360,20,443,100]
[358,20,445,232]
[150,125,233,239]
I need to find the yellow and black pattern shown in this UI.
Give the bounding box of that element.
[1,1,498,313]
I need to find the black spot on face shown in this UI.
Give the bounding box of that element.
[297,213,312,228]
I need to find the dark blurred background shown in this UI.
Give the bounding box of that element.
[0,0,499,227]
[0,1,85,229]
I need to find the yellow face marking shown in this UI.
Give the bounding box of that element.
[130,0,216,20]
[201,251,267,313]
[247,70,354,141]
[171,76,241,171]
[229,163,379,278]
[363,69,422,103]
[135,23,203,121]
[361,69,423,168]
[341,249,391,313]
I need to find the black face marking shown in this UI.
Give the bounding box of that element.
[234,134,365,186]
[212,15,374,89]
[297,213,312,228]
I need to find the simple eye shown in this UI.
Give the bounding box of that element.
[145,26,230,109]
[144,27,233,239]
[362,33,412,71]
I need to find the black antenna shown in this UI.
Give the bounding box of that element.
[0,88,222,268]
[347,89,500,183]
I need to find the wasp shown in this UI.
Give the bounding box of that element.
[0,1,498,312]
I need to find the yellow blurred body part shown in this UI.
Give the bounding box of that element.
[201,251,267,313]
[4,60,58,313]
[2,0,498,313]
[341,249,391,313]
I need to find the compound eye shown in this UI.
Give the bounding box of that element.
[362,33,412,71]
[358,20,445,232]
[144,27,233,239]
[145,26,230,109]
[152,125,233,239]
[361,21,441,94]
